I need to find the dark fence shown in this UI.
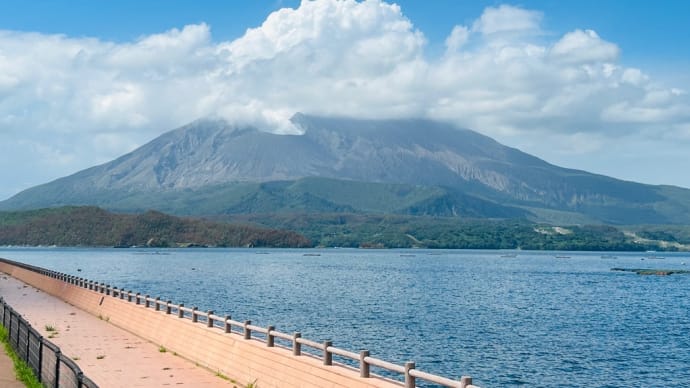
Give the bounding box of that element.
[0,296,98,388]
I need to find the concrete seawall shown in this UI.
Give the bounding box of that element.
[0,259,477,388]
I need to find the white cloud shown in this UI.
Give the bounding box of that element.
[550,29,620,63]
[621,68,647,85]
[445,25,469,53]
[1,0,690,199]
[471,5,542,35]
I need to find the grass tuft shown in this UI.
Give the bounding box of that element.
[0,326,42,388]
[246,379,259,388]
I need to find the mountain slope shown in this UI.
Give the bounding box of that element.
[2,114,690,224]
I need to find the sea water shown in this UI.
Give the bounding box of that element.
[1,248,689,387]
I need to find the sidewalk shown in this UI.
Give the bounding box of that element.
[0,346,24,388]
[0,274,236,388]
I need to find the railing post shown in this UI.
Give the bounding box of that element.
[54,349,61,388]
[155,297,160,311]
[192,307,198,323]
[224,315,231,333]
[25,322,30,363]
[178,304,184,318]
[37,338,43,383]
[292,332,301,356]
[404,361,415,388]
[460,376,473,388]
[135,293,140,305]
[105,284,110,296]
[76,371,84,388]
[166,301,172,314]
[243,320,251,339]
[112,286,118,298]
[266,326,275,347]
[127,291,133,302]
[144,295,150,308]
[360,350,370,378]
[207,311,214,327]
[323,340,333,365]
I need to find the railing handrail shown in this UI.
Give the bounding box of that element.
[327,345,360,360]
[0,257,476,388]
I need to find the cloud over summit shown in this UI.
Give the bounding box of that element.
[1,0,689,198]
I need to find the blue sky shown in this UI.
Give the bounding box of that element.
[3,0,688,66]
[1,0,690,199]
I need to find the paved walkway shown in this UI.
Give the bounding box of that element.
[0,274,236,388]
[0,346,25,388]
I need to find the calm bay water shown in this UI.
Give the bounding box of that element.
[1,247,689,387]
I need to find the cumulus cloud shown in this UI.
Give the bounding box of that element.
[550,29,620,63]
[1,0,690,198]
[471,5,542,35]
[445,25,469,53]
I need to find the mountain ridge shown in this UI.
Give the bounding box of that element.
[2,113,689,224]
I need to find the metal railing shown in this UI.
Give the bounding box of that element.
[0,296,98,388]
[0,258,477,388]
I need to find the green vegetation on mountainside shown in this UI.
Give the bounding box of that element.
[0,207,310,248]
[221,213,686,251]
[2,178,526,219]
[2,207,688,251]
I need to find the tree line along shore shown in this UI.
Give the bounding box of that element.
[2,206,689,251]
